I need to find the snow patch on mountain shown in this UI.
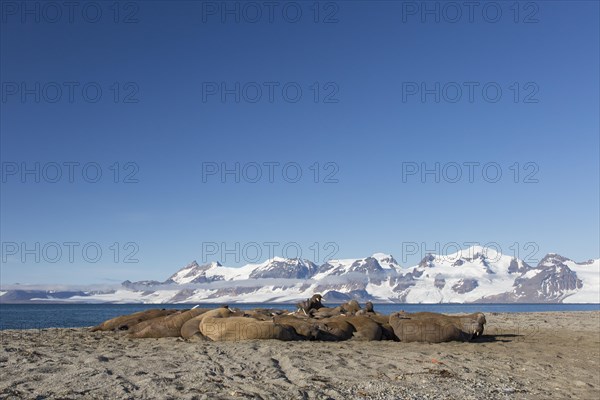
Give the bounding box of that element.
[562,259,600,303]
[402,249,528,303]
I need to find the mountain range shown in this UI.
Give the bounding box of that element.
[1,246,598,303]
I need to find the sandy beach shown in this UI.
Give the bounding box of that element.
[0,311,598,399]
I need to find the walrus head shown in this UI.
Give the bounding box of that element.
[459,313,486,338]
[341,300,360,314]
[296,294,324,315]
[473,312,486,336]
[365,302,374,313]
[309,294,323,309]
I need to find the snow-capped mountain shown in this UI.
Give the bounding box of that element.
[396,246,534,303]
[480,253,599,303]
[167,261,223,284]
[1,247,598,304]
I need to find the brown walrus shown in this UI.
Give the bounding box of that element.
[355,302,376,316]
[200,315,302,341]
[182,306,245,340]
[389,311,486,343]
[127,308,208,338]
[180,314,208,340]
[178,309,216,340]
[296,294,324,315]
[183,307,289,340]
[364,313,397,341]
[310,299,363,319]
[242,308,285,321]
[90,309,178,332]
[310,306,344,319]
[314,316,355,341]
[340,300,361,315]
[344,316,383,341]
[395,312,486,337]
[273,314,320,340]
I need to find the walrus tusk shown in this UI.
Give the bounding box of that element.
[192,305,200,309]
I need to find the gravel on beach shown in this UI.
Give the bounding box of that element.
[0,311,598,399]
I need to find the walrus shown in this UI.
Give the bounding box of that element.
[90,309,178,332]
[181,307,284,340]
[395,312,486,337]
[198,306,244,320]
[344,316,383,341]
[364,313,397,341]
[466,312,486,337]
[310,306,345,319]
[125,309,184,335]
[242,308,285,321]
[355,302,376,316]
[200,315,302,341]
[389,312,486,343]
[296,294,324,315]
[273,314,320,340]
[314,316,355,341]
[451,312,486,337]
[178,309,216,340]
[310,299,364,319]
[340,300,361,315]
[389,313,465,343]
[181,306,246,340]
[180,315,208,340]
[127,308,208,338]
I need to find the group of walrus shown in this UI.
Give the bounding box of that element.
[90,294,486,343]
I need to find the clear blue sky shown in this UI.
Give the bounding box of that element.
[1,1,599,285]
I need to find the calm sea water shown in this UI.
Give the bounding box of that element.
[0,303,598,330]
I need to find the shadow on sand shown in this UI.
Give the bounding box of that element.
[473,333,524,343]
